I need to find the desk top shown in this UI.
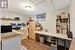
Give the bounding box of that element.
[35,31,72,40]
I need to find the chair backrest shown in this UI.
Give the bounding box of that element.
[69,38,75,50]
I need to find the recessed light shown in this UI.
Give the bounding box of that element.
[25,6,33,10]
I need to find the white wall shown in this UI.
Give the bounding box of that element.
[33,12,56,33]
[70,0,75,38]
[33,8,69,33]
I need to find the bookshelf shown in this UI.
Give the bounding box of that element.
[56,12,70,34]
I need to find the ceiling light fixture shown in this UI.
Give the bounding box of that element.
[25,6,33,10]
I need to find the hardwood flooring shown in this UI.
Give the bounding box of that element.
[22,38,75,50]
[69,38,75,50]
[21,39,50,50]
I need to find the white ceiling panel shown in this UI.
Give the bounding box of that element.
[36,0,54,12]
[30,0,46,5]
[1,0,71,15]
[52,0,71,10]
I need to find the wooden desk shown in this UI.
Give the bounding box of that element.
[35,31,72,40]
[35,31,72,50]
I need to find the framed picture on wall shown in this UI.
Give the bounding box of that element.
[37,13,46,21]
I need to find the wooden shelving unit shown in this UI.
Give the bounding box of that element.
[56,12,70,34]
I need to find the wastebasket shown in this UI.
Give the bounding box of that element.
[40,37,44,44]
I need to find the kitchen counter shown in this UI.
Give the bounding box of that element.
[0,32,21,50]
[0,32,21,41]
[35,31,72,40]
[0,27,27,41]
[12,27,28,34]
[12,27,28,39]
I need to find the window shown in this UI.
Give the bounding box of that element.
[37,13,46,21]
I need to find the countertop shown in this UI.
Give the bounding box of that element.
[35,31,72,40]
[0,27,27,41]
[12,27,28,34]
[12,27,28,39]
[0,32,21,41]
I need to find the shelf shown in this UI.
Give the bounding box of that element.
[1,18,20,21]
[1,18,14,20]
[56,18,68,20]
[56,13,70,34]
[56,19,68,23]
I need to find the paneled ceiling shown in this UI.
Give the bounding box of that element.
[1,0,71,15]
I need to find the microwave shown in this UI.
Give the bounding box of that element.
[1,25,12,33]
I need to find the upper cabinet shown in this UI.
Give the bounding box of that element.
[1,17,20,21]
[1,17,20,25]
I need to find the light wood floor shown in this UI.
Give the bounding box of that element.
[21,39,50,50]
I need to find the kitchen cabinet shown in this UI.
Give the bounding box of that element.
[1,33,21,50]
[0,42,1,50]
